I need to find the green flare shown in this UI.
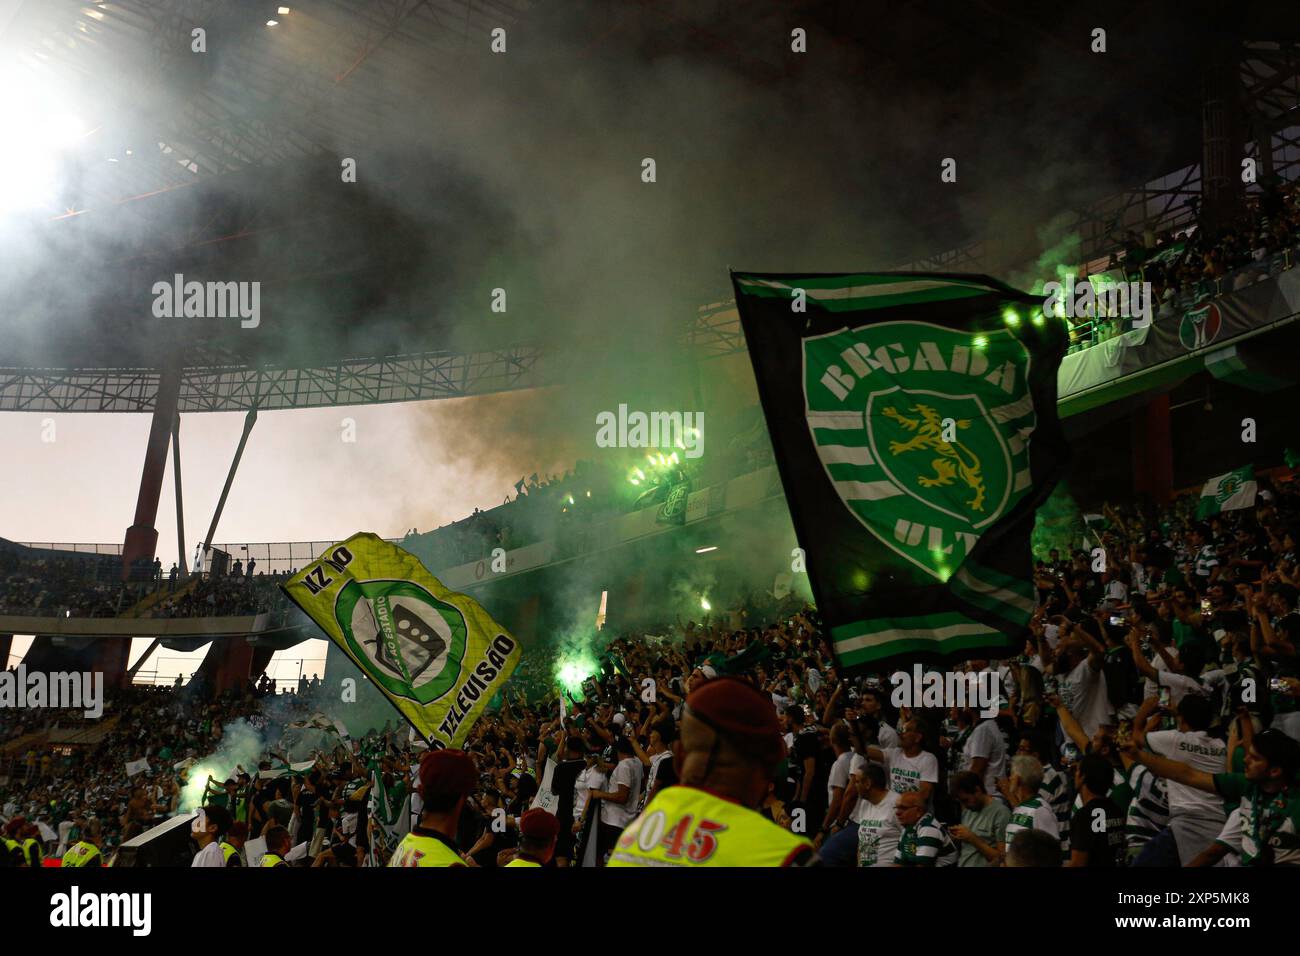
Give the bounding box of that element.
[556,652,598,700]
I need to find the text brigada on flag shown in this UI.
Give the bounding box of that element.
[732,271,1069,672]
[281,533,521,748]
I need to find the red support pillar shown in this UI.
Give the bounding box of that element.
[1132,393,1174,505]
[88,640,132,691]
[122,364,183,580]
[210,639,253,691]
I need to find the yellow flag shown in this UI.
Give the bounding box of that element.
[282,533,520,748]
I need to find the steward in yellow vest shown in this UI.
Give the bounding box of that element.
[21,827,44,868]
[3,831,26,867]
[607,677,815,868]
[389,749,478,868]
[261,824,291,867]
[63,841,103,867]
[62,821,105,869]
[503,808,559,868]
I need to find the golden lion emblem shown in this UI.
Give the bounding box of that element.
[881,403,986,512]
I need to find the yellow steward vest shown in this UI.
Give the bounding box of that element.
[261,853,286,867]
[606,786,813,867]
[62,841,102,867]
[4,837,26,866]
[388,829,465,867]
[504,856,542,867]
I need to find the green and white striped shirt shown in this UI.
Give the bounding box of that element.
[1125,764,1169,853]
[1005,796,1059,852]
[894,812,957,867]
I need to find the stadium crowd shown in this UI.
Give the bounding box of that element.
[4,462,1300,868]
[1073,175,1300,349]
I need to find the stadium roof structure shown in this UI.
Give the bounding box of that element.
[0,0,1296,413]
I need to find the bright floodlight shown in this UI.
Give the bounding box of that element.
[0,69,87,215]
[278,6,291,13]
[266,19,279,27]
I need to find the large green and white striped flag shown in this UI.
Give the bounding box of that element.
[1196,466,1256,518]
[733,271,1068,670]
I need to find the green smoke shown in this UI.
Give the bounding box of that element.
[555,650,599,700]
[1032,483,1084,557]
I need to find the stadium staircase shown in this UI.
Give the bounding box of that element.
[120,579,197,618]
[0,728,49,760]
[47,714,120,747]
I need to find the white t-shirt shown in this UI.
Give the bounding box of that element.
[575,767,606,821]
[1142,645,1179,701]
[806,669,823,694]
[640,751,672,813]
[1063,657,1114,737]
[958,720,1007,795]
[855,790,901,867]
[881,747,939,797]
[1214,807,1244,866]
[1149,733,1227,816]
[827,751,855,810]
[1102,578,1128,606]
[1144,729,1227,864]
[600,757,643,828]
[1043,623,1061,649]
[875,722,901,751]
[192,841,226,868]
[1155,669,1214,708]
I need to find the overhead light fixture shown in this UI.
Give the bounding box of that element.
[278,6,291,13]
[266,19,279,27]
[695,546,717,554]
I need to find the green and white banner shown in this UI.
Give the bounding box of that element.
[734,271,1068,669]
[1196,466,1257,518]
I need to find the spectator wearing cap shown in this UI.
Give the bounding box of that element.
[607,677,815,867]
[505,808,559,867]
[390,749,489,868]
